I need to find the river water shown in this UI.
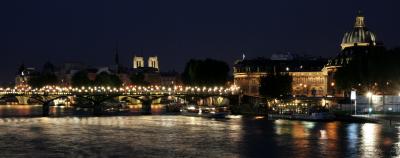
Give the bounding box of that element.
[0,105,399,157]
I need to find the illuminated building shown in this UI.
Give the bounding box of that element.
[289,71,327,97]
[133,56,145,69]
[234,11,382,98]
[131,56,180,86]
[133,56,159,71]
[328,11,382,67]
[340,11,377,50]
[148,56,159,69]
[15,64,39,86]
[326,11,384,97]
[233,57,327,97]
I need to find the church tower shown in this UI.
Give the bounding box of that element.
[114,41,120,66]
[148,56,159,70]
[133,56,144,68]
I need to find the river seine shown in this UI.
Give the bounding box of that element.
[0,105,399,157]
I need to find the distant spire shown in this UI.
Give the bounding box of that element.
[354,10,365,28]
[114,41,119,65]
[17,62,26,75]
[241,49,246,60]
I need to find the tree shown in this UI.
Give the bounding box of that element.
[95,72,122,87]
[182,58,230,86]
[130,72,149,86]
[334,46,400,94]
[42,62,55,75]
[28,62,58,88]
[259,73,292,99]
[71,70,92,87]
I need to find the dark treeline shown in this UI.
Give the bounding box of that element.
[28,62,58,88]
[129,72,148,86]
[28,63,123,88]
[24,58,230,88]
[335,47,400,95]
[71,71,122,87]
[73,71,149,87]
[182,59,230,86]
[71,70,92,87]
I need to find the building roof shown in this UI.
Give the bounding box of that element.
[340,12,377,50]
[234,57,327,73]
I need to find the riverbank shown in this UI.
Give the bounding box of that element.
[230,104,380,123]
[267,113,379,123]
[0,104,391,124]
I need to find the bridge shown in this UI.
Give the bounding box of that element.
[0,85,240,116]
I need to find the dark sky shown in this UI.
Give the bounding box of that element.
[0,0,399,83]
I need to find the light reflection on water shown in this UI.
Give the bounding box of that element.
[0,104,166,117]
[0,105,43,117]
[0,106,399,157]
[272,120,398,158]
[361,123,380,157]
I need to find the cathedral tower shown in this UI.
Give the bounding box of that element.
[148,56,159,70]
[133,56,144,68]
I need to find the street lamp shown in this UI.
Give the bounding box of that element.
[366,92,373,116]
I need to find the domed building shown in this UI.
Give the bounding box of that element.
[340,12,377,50]
[327,12,383,67]
[324,11,385,97]
[233,11,385,100]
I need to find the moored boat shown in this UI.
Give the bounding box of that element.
[268,112,335,121]
[181,105,229,118]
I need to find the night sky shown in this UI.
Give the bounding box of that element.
[0,0,399,83]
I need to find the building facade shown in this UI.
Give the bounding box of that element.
[233,57,327,97]
[289,71,328,97]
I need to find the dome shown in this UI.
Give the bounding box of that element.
[340,13,377,50]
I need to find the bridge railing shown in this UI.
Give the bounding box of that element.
[0,85,240,96]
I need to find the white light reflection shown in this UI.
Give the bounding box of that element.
[320,130,327,140]
[301,122,315,130]
[274,120,291,135]
[361,123,381,157]
[347,123,358,152]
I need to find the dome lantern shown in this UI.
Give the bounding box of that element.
[354,11,365,28]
